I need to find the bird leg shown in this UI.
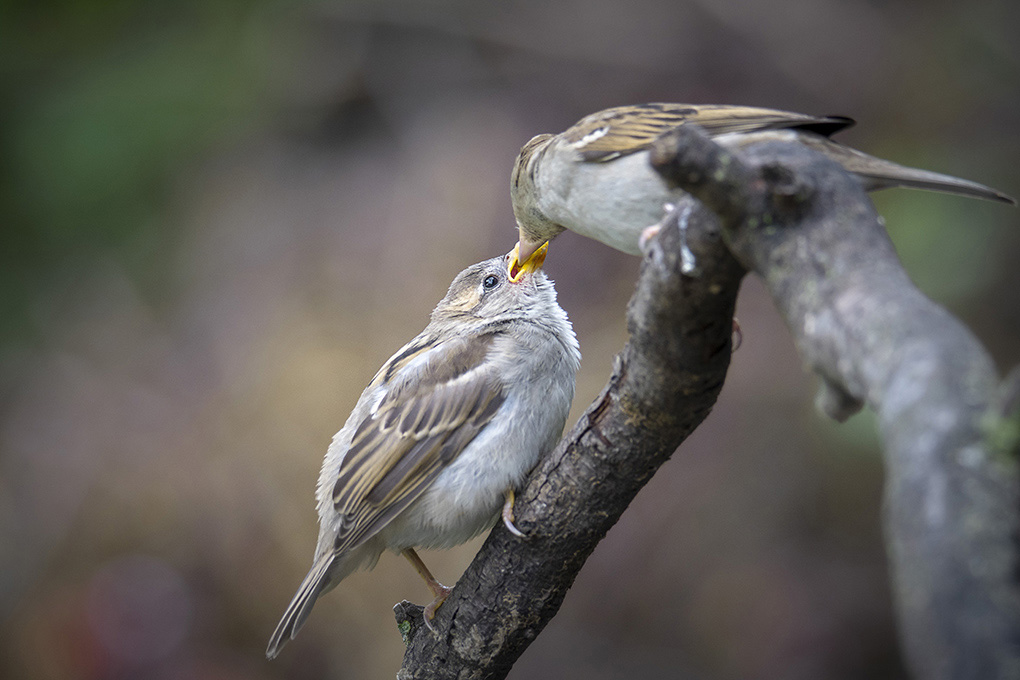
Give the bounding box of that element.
[401,548,451,632]
[502,488,526,537]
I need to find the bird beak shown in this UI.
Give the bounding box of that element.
[508,242,549,283]
[515,234,547,270]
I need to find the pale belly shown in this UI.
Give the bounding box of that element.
[378,384,570,552]
[538,150,678,255]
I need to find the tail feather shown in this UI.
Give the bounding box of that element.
[266,552,335,660]
[797,134,1015,205]
[853,165,1015,205]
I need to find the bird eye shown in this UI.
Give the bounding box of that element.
[482,274,499,290]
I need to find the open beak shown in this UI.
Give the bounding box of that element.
[515,235,546,271]
[508,241,549,283]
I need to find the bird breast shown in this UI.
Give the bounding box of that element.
[536,145,676,255]
[380,330,577,552]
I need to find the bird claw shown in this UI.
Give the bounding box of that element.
[423,584,453,634]
[402,548,453,634]
[638,224,661,252]
[502,489,526,538]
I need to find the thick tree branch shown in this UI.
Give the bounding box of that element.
[396,165,745,680]
[651,125,1020,680]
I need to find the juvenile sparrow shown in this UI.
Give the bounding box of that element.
[266,245,580,659]
[510,103,1016,266]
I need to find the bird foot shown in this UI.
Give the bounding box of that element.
[423,583,453,633]
[502,488,526,537]
[639,224,661,252]
[402,548,454,633]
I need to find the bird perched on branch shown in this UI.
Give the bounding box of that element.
[509,103,1016,271]
[266,246,579,659]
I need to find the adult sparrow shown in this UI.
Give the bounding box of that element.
[510,103,1015,267]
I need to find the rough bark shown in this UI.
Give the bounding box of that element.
[395,165,745,680]
[396,125,1020,680]
[650,126,1020,680]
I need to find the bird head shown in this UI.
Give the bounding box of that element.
[509,133,564,281]
[433,247,552,329]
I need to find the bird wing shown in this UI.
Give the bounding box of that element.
[328,333,506,555]
[564,103,855,162]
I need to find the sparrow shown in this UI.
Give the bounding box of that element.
[266,245,580,659]
[509,103,1016,267]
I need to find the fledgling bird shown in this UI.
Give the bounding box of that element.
[510,103,1016,268]
[266,246,580,659]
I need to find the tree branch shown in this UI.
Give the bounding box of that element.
[396,159,745,680]
[651,125,1020,680]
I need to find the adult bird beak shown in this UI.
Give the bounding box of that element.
[508,242,549,283]
[514,234,547,271]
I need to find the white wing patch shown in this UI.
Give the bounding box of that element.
[576,126,609,147]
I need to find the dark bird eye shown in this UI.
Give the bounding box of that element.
[482,274,500,290]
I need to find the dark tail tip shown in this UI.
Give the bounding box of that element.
[799,115,856,137]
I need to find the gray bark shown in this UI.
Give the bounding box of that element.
[651,126,1020,680]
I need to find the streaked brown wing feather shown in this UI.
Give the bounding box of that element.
[328,337,506,555]
[567,103,854,162]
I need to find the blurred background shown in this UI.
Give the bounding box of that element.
[1,0,1017,678]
